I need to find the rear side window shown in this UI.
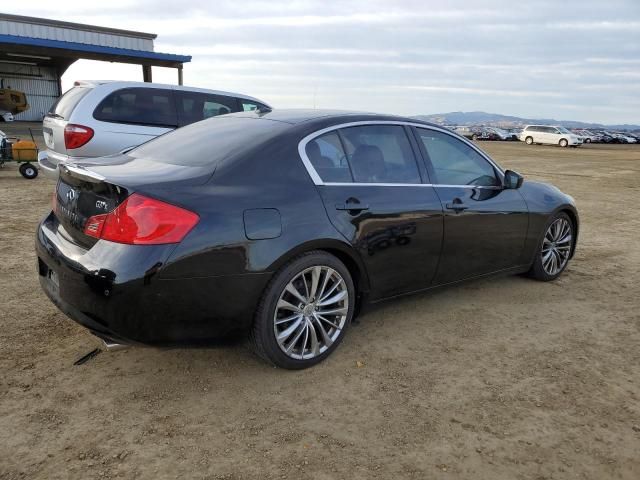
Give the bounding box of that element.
[176,91,239,126]
[305,132,352,182]
[93,88,177,127]
[48,87,91,120]
[416,128,500,187]
[339,125,421,184]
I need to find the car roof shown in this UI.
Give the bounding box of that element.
[72,80,269,105]
[223,108,442,128]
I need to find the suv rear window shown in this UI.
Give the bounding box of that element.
[48,87,91,120]
[93,88,178,127]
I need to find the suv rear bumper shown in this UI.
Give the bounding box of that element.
[38,150,88,179]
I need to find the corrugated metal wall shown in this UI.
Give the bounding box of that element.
[0,20,154,52]
[0,63,59,121]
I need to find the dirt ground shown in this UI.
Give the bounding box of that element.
[1,137,639,480]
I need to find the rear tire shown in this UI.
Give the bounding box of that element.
[584,138,591,143]
[528,212,574,281]
[471,134,478,141]
[525,136,533,145]
[559,138,568,147]
[250,251,355,369]
[19,163,38,179]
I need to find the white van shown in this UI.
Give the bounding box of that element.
[519,125,582,147]
[39,80,270,177]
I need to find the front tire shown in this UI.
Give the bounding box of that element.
[250,251,355,369]
[528,212,574,281]
[525,136,533,145]
[559,138,569,147]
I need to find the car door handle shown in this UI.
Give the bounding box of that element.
[446,201,468,211]
[335,203,370,212]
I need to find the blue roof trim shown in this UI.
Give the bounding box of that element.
[0,34,191,63]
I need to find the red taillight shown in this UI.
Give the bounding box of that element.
[64,124,94,149]
[83,194,199,245]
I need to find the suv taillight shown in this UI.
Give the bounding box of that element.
[64,124,94,149]
[84,194,199,245]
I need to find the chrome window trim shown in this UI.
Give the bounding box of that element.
[318,182,501,190]
[297,120,505,188]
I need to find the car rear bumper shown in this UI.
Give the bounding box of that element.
[36,212,270,345]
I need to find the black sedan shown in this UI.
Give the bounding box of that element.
[36,110,579,369]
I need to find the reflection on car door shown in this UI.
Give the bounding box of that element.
[413,127,529,284]
[303,125,443,299]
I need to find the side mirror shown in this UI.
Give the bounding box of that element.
[503,170,524,189]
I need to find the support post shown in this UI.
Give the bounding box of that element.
[142,65,152,83]
[177,65,183,86]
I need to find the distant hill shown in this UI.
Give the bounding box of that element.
[412,111,640,131]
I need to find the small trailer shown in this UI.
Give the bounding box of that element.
[0,129,39,179]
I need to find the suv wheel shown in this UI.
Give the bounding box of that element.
[559,138,569,147]
[525,136,533,145]
[250,251,355,369]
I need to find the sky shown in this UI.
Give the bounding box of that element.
[6,0,640,124]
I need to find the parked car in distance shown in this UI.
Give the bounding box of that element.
[519,125,583,147]
[36,110,579,369]
[0,111,14,122]
[611,132,637,144]
[453,126,500,141]
[485,126,516,141]
[572,129,599,143]
[39,80,271,177]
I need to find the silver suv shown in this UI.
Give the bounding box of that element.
[39,80,270,177]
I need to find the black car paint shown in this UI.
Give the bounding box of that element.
[36,110,578,346]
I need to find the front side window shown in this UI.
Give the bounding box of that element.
[176,92,238,126]
[241,100,267,111]
[305,132,352,183]
[416,128,500,187]
[338,125,421,184]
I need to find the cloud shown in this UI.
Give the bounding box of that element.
[3,0,640,123]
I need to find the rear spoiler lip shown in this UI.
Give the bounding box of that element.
[60,162,106,184]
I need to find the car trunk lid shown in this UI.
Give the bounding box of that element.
[55,164,131,248]
[54,156,212,248]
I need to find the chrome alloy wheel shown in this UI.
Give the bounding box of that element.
[273,266,349,360]
[542,217,572,276]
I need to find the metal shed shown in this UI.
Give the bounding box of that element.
[0,13,191,121]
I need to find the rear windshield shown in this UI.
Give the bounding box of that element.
[48,87,91,120]
[130,116,289,167]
